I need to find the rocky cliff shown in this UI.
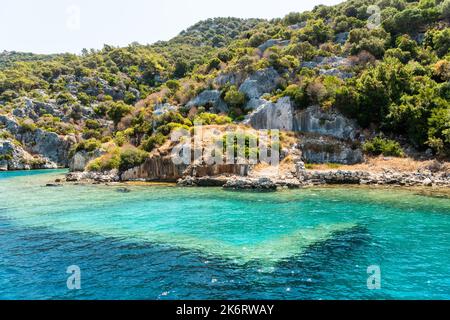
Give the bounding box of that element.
[0,114,75,168]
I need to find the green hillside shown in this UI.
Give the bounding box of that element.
[0,0,449,172]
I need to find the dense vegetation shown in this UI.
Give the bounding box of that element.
[0,0,449,171]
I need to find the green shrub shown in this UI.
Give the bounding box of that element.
[87,148,121,172]
[73,138,102,154]
[363,137,405,157]
[119,148,148,172]
[224,86,246,108]
[194,113,232,125]
[20,119,37,132]
[141,133,167,152]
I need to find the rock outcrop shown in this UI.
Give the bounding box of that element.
[239,67,281,100]
[121,155,187,182]
[299,135,364,165]
[69,149,105,172]
[153,103,179,117]
[0,138,57,170]
[294,105,360,140]
[257,39,290,54]
[65,170,120,183]
[298,169,450,187]
[186,90,229,113]
[244,97,294,131]
[0,114,75,167]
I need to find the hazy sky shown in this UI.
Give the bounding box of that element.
[0,0,343,54]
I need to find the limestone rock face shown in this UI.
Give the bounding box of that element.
[244,98,267,112]
[0,138,57,170]
[294,105,360,140]
[121,155,188,182]
[214,73,238,87]
[69,149,105,172]
[12,98,65,121]
[0,115,75,167]
[19,129,74,167]
[186,90,229,113]
[245,97,294,131]
[299,135,364,165]
[239,67,281,100]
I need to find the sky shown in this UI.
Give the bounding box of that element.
[0,0,344,54]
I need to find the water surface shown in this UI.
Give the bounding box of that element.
[0,170,449,299]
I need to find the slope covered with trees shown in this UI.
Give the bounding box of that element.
[0,1,449,172]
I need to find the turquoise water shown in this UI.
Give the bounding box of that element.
[0,170,449,300]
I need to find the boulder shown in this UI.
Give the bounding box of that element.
[239,67,281,99]
[186,90,229,113]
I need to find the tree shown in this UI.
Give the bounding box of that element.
[433,28,450,57]
[441,0,450,19]
[224,86,246,108]
[107,101,132,127]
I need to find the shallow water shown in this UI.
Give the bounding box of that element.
[0,170,449,300]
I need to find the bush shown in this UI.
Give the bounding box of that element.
[363,137,405,157]
[141,133,167,152]
[119,148,148,172]
[223,86,246,108]
[74,138,102,153]
[20,119,37,132]
[87,148,121,172]
[194,113,232,125]
[107,101,132,127]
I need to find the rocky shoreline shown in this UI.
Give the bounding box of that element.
[62,167,450,191]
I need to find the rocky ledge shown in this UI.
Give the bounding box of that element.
[299,169,450,187]
[65,170,120,183]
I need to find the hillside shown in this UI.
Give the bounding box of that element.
[0,51,59,69]
[0,0,449,176]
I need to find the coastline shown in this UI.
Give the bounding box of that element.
[52,169,450,197]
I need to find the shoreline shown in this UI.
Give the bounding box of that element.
[4,167,449,195]
[58,169,450,197]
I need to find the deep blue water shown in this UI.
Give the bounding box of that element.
[0,170,449,300]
